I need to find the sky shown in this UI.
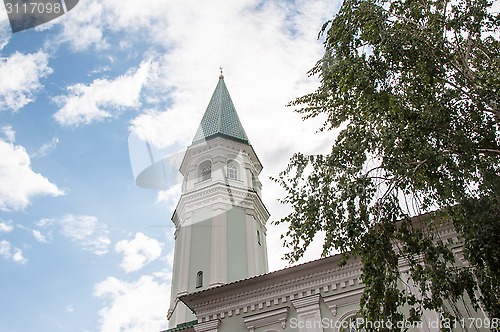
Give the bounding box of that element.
[0,1,342,331]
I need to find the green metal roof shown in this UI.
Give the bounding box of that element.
[192,75,249,144]
[162,320,197,332]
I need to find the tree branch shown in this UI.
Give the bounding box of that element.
[477,148,500,155]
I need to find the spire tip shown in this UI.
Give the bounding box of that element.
[219,66,224,79]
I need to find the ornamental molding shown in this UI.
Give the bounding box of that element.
[396,223,462,272]
[410,216,462,245]
[323,288,363,316]
[187,258,364,322]
[435,221,462,245]
[172,183,269,228]
[243,307,290,331]
[182,211,464,326]
[193,319,220,332]
[334,309,362,332]
[291,293,320,311]
[451,246,467,266]
[181,137,262,175]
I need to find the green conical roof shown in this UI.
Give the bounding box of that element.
[192,75,249,144]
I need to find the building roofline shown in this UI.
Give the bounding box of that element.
[180,253,352,309]
[162,320,197,332]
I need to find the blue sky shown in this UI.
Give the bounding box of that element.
[0,1,340,331]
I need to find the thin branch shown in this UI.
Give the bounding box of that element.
[412,159,428,174]
[477,148,500,155]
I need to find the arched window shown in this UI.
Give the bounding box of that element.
[196,271,203,288]
[226,162,238,180]
[337,312,364,332]
[199,161,211,182]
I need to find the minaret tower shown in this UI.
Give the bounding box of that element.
[167,72,270,328]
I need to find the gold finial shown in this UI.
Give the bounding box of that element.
[219,66,224,79]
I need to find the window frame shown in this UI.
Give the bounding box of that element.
[226,162,238,180]
[196,271,203,288]
[198,160,212,182]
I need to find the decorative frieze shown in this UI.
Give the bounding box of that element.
[186,258,363,322]
[291,294,322,332]
[173,183,269,228]
[323,287,363,316]
[193,319,220,332]
[243,307,290,331]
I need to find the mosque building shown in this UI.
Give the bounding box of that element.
[163,74,485,332]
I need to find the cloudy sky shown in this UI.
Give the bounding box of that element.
[0,1,341,331]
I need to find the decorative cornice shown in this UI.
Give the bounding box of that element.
[323,288,363,316]
[172,182,269,228]
[183,256,364,322]
[180,137,262,176]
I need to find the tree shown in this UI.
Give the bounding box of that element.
[274,0,499,328]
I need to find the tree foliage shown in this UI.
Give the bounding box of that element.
[274,0,499,327]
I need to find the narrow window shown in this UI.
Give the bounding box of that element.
[196,271,203,288]
[201,165,211,181]
[257,229,261,246]
[199,161,211,182]
[227,164,237,180]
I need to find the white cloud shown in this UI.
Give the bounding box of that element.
[0,51,52,111]
[115,233,162,273]
[1,125,15,142]
[31,137,59,158]
[0,240,9,257]
[0,1,360,331]
[54,0,166,51]
[122,0,340,269]
[0,240,27,264]
[125,0,338,153]
[129,109,193,149]
[0,22,10,50]
[64,305,75,313]
[33,229,50,243]
[14,0,338,269]
[94,274,170,332]
[0,220,13,233]
[0,139,65,211]
[12,247,27,264]
[58,215,111,255]
[155,185,181,210]
[56,1,108,51]
[53,61,153,126]
[36,218,55,228]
